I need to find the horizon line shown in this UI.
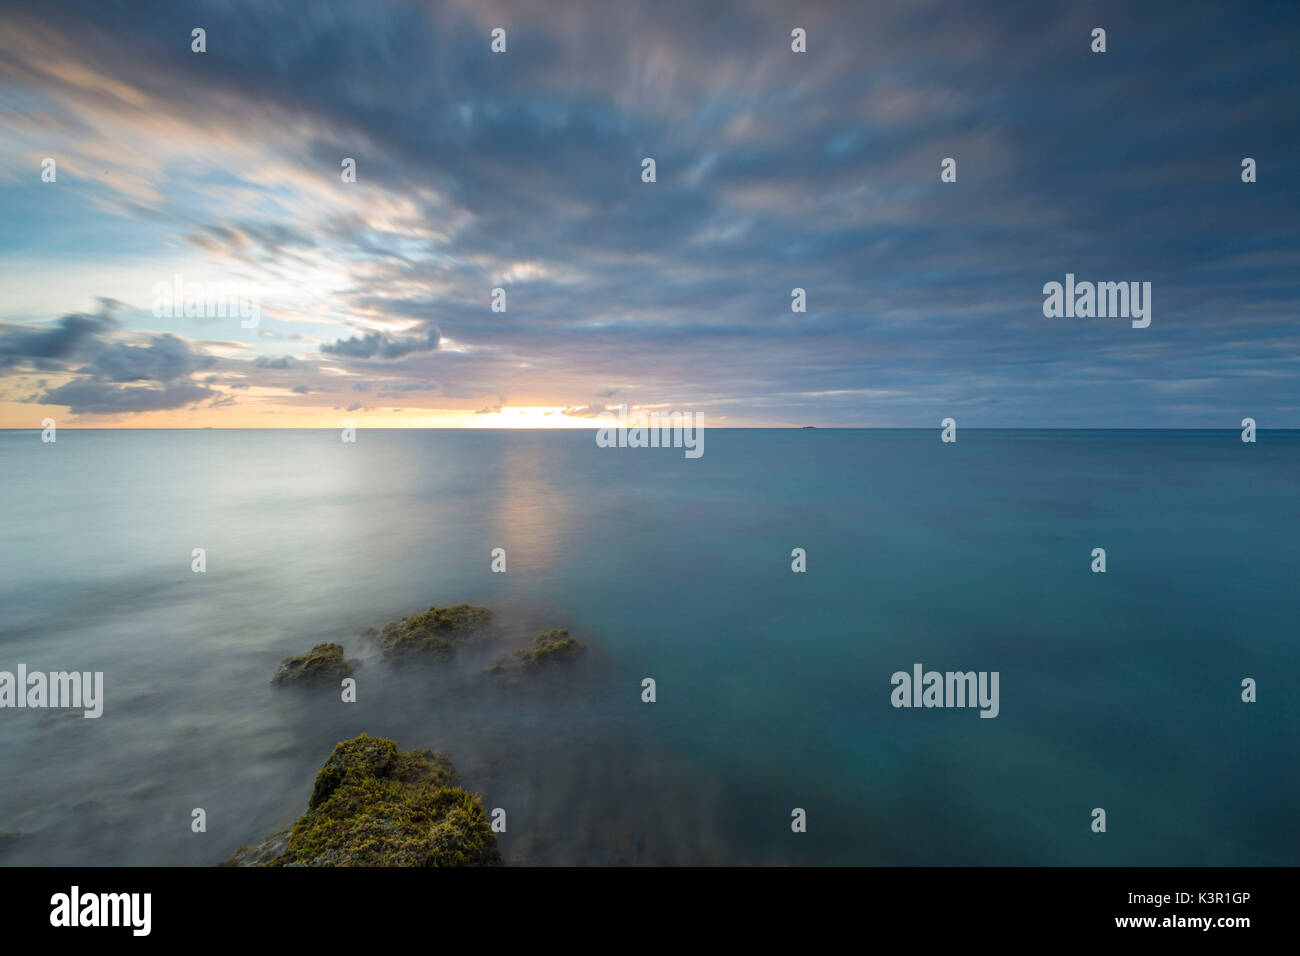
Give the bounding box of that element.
[4,425,1297,432]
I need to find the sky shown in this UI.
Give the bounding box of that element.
[0,0,1297,428]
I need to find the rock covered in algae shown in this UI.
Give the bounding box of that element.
[219,734,502,867]
[272,642,356,684]
[363,603,492,661]
[489,628,585,678]
[514,629,584,670]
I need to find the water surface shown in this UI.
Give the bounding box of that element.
[0,428,1295,865]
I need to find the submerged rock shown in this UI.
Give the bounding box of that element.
[273,642,356,684]
[489,628,585,678]
[364,603,492,661]
[515,629,584,670]
[220,734,502,867]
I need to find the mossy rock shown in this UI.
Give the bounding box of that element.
[216,828,291,866]
[223,734,501,867]
[491,629,585,677]
[364,604,492,661]
[307,733,456,809]
[273,642,356,684]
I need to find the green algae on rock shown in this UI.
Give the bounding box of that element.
[515,629,584,670]
[272,642,356,684]
[489,628,585,678]
[219,734,502,867]
[364,603,492,661]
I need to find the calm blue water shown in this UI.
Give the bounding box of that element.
[0,428,1296,865]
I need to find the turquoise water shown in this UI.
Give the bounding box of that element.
[0,428,1296,865]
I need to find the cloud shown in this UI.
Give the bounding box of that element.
[320,324,441,360]
[85,333,215,382]
[561,401,613,418]
[254,356,298,370]
[0,302,118,370]
[38,380,216,414]
[562,389,626,417]
[15,321,222,416]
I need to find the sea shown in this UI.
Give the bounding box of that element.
[0,428,1296,865]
